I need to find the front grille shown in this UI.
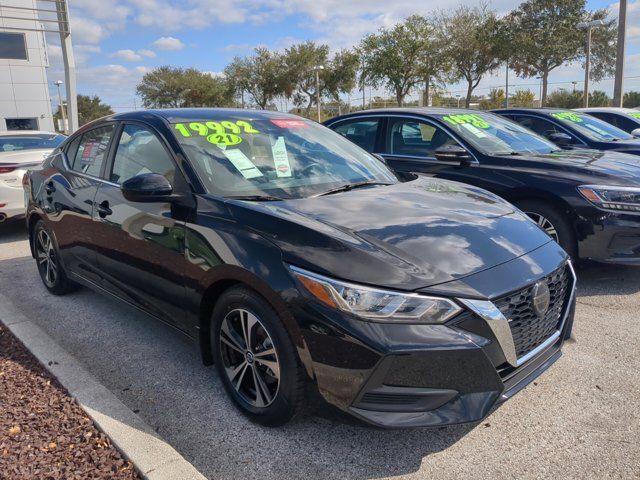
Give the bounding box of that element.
[494,265,570,359]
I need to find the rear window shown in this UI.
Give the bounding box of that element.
[0,134,65,152]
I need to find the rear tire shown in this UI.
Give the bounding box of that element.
[515,200,577,259]
[33,220,80,295]
[211,286,304,427]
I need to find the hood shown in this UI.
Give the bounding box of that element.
[225,177,553,291]
[604,138,640,156]
[0,148,52,165]
[503,149,640,185]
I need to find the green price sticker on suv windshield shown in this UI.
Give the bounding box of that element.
[442,114,490,129]
[629,112,640,119]
[551,112,583,123]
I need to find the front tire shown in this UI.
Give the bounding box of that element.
[515,200,577,259]
[211,286,304,426]
[33,220,79,295]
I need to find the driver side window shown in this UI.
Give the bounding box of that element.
[110,124,176,184]
[386,118,458,157]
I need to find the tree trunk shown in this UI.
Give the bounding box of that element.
[465,80,474,108]
[541,71,549,107]
[396,90,404,107]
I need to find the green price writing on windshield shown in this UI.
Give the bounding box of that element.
[551,112,583,123]
[174,120,259,139]
[629,112,640,119]
[442,114,490,129]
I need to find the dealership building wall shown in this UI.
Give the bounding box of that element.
[0,0,55,132]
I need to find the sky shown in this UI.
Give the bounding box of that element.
[41,0,640,112]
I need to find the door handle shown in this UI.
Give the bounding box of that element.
[45,181,55,195]
[96,200,112,218]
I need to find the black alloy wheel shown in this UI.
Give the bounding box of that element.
[212,286,304,426]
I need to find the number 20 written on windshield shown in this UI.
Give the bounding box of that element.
[174,121,259,138]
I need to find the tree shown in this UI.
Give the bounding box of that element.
[510,90,536,108]
[623,91,640,108]
[546,89,583,109]
[54,94,113,127]
[505,0,616,106]
[283,42,359,115]
[479,88,506,110]
[360,16,443,106]
[588,90,610,107]
[136,66,233,108]
[225,48,288,109]
[438,6,502,108]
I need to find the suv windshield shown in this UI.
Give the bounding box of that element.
[0,134,65,152]
[433,112,559,155]
[550,111,633,141]
[172,116,397,199]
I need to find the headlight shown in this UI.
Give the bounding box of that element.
[578,185,640,212]
[290,266,462,323]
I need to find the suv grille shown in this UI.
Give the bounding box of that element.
[494,265,570,359]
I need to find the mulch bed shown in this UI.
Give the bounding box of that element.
[0,321,140,480]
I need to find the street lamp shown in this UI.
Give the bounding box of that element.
[572,81,578,93]
[578,19,605,108]
[53,80,68,134]
[313,65,324,122]
[456,94,461,108]
[535,76,543,107]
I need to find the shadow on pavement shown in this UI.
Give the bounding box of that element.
[575,261,640,297]
[0,220,28,245]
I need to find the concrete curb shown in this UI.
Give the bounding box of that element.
[0,293,206,480]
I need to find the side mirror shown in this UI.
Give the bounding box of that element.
[547,132,574,147]
[434,145,472,164]
[121,173,173,203]
[631,128,640,138]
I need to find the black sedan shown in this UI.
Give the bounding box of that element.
[575,107,640,136]
[325,108,640,265]
[493,108,640,155]
[25,109,575,428]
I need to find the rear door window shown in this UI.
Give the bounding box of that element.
[386,118,458,157]
[70,125,115,177]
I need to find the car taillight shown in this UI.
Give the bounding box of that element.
[0,164,17,174]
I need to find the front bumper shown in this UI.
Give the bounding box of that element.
[577,210,640,264]
[294,245,576,428]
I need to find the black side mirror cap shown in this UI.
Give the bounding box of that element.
[121,173,174,203]
[434,145,472,164]
[547,132,574,146]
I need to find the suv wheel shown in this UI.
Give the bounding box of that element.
[211,286,304,426]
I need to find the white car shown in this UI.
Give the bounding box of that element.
[0,131,65,223]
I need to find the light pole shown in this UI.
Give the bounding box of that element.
[572,81,578,93]
[578,19,605,108]
[536,76,543,107]
[54,80,67,134]
[456,94,461,108]
[313,65,324,122]
[613,0,628,107]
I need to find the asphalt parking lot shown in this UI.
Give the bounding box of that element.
[1,220,639,480]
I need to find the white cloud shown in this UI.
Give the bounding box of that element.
[152,36,185,51]
[138,49,157,58]
[112,49,143,61]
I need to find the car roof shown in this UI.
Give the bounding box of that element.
[109,108,306,123]
[325,107,490,124]
[575,107,639,114]
[492,108,568,115]
[0,130,61,136]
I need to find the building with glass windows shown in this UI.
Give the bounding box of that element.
[0,0,55,131]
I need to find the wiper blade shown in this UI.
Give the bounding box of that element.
[226,195,284,202]
[314,181,392,197]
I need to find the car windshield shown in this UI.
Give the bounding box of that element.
[550,111,633,141]
[433,112,559,155]
[172,116,397,199]
[0,134,65,152]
